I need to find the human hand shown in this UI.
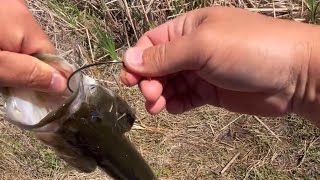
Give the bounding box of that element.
[120,6,320,126]
[0,0,66,92]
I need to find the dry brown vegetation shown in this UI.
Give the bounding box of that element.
[1,0,320,179]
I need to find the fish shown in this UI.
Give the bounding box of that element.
[1,53,156,180]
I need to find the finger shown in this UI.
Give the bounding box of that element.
[21,11,56,54]
[145,95,166,114]
[0,51,66,92]
[22,32,56,55]
[120,68,141,87]
[0,1,55,54]
[22,20,56,54]
[139,78,164,102]
[122,8,209,78]
[135,8,208,47]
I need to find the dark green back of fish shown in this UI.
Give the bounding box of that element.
[59,85,156,180]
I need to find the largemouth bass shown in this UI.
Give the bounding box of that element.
[1,53,156,180]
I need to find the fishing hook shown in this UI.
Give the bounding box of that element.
[67,60,123,93]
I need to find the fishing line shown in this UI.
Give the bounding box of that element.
[67,60,123,93]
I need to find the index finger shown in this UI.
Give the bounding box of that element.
[0,0,55,54]
[136,8,208,48]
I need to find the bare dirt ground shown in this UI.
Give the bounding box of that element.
[0,0,319,179]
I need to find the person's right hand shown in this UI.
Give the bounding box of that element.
[120,6,320,127]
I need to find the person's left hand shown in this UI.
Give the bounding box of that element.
[0,0,66,92]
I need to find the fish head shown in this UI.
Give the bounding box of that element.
[83,76,136,134]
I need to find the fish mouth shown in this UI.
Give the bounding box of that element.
[1,53,82,130]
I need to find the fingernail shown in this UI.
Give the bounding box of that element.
[124,47,143,67]
[49,72,67,92]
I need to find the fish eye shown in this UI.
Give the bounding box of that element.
[90,111,101,122]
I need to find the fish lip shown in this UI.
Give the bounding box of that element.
[3,87,80,132]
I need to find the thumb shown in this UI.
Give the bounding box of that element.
[123,35,205,77]
[0,51,67,92]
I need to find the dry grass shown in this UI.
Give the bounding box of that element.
[1,0,320,179]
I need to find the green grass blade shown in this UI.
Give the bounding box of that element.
[309,0,316,23]
[95,27,118,61]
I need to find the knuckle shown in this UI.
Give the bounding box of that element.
[151,44,167,74]
[25,61,43,88]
